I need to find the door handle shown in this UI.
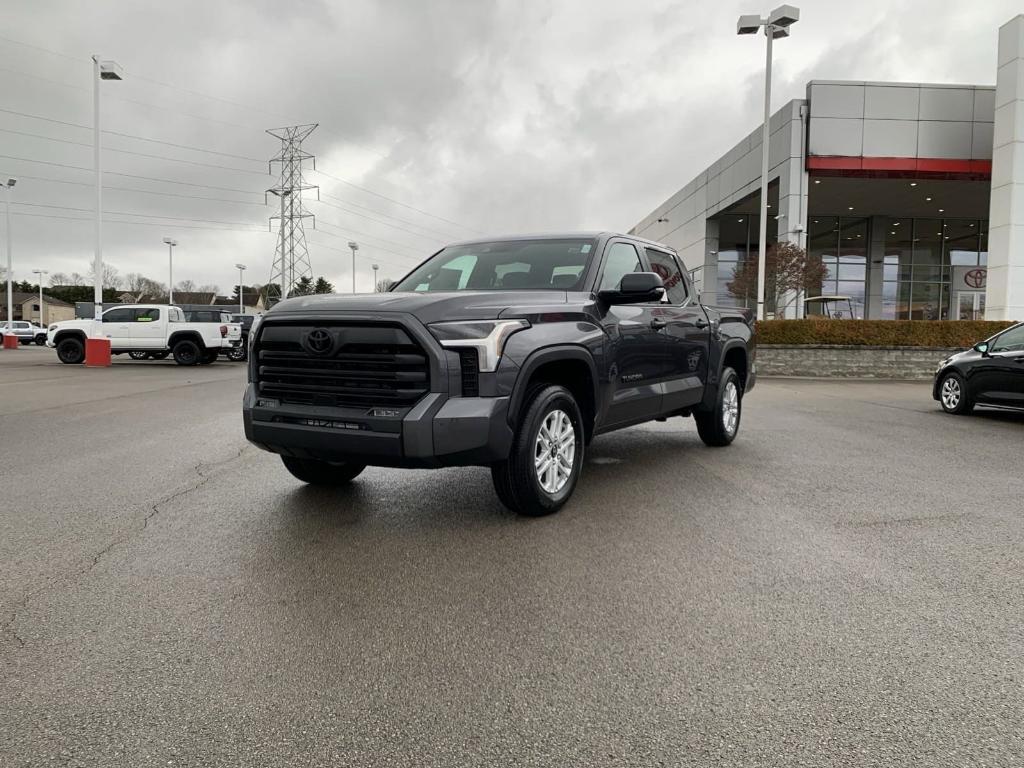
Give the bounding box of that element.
[650,318,667,330]
[695,318,708,329]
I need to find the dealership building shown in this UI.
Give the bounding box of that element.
[632,15,1024,322]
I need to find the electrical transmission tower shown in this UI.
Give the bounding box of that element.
[266,124,319,303]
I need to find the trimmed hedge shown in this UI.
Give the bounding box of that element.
[757,319,1016,348]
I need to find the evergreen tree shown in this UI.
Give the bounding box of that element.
[313,277,334,294]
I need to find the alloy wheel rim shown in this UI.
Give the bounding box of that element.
[941,378,961,409]
[534,409,576,495]
[722,381,740,436]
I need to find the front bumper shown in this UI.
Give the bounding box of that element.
[243,385,513,468]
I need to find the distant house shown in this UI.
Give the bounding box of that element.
[0,292,75,325]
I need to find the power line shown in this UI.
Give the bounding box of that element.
[12,210,272,233]
[315,220,424,259]
[12,201,266,229]
[312,197,450,244]
[0,106,265,162]
[15,174,268,206]
[0,126,268,176]
[319,191,463,240]
[306,235,420,274]
[0,153,265,195]
[312,168,483,234]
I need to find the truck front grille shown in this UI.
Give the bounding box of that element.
[255,322,430,409]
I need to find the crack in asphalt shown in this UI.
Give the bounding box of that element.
[0,443,251,652]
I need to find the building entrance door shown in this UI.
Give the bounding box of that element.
[956,291,985,320]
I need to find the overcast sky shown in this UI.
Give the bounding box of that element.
[1,0,1022,294]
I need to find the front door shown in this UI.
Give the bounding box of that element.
[597,240,665,426]
[130,307,164,348]
[973,324,1024,406]
[644,247,709,411]
[100,307,134,348]
[957,291,985,321]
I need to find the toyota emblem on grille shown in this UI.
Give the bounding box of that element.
[304,328,334,356]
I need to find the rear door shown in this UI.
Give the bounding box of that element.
[596,239,666,426]
[644,247,710,410]
[130,307,165,349]
[974,324,1024,406]
[100,307,134,348]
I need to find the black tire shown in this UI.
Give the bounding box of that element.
[151,351,170,360]
[694,366,742,447]
[491,384,584,516]
[199,349,218,365]
[172,339,200,366]
[35,336,46,346]
[128,351,149,360]
[281,455,365,485]
[227,345,247,362]
[56,337,85,365]
[19,338,30,345]
[938,371,974,415]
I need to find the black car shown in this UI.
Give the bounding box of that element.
[934,321,1024,414]
[242,233,757,516]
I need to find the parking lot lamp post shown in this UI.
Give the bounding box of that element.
[372,263,379,291]
[32,269,48,326]
[163,238,177,305]
[737,5,799,321]
[348,241,358,294]
[3,178,16,350]
[235,263,246,313]
[92,57,122,328]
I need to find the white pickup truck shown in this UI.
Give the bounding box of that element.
[46,305,242,366]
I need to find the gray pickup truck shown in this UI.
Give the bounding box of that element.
[243,233,756,516]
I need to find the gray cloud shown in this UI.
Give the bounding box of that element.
[1,0,1021,293]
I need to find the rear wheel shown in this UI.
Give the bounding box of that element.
[281,456,365,485]
[56,337,85,365]
[227,345,247,362]
[35,335,46,346]
[128,351,149,360]
[939,371,973,415]
[694,366,742,447]
[172,339,200,366]
[491,384,584,516]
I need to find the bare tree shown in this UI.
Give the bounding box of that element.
[174,279,197,293]
[196,284,219,295]
[48,272,69,287]
[123,273,166,302]
[727,242,827,317]
[375,278,396,293]
[87,262,122,290]
[69,272,85,286]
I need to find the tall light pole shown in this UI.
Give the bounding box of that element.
[92,56,122,327]
[348,241,359,294]
[163,237,177,304]
[737,5,799,321]
[235,263,246,313]
[3,178,16,349]
[32,269,48,327]
[372,263,379,292]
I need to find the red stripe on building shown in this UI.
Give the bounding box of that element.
[807,156,992,177]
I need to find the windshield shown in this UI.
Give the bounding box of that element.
[392,238,597,292]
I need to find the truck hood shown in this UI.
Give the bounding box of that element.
[267,291,572,324]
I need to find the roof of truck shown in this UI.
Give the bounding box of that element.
[446,232,678,253]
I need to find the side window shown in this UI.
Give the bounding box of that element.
[992,324,1024,353]
[599,242,642,291]
[134,308,160,322]
[102,308,134,323]
[644,248,688,304]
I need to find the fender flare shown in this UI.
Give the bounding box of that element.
[168,331,206,350]
[700,339,749,410]
[507,345,599,428]
[52,329,87,346]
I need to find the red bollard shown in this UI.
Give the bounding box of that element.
[84,337,112,367]
[2,334,19,350]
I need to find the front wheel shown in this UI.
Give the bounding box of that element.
[281,455,365,485]
[939,371,973,415]
[694,366,742,447]
[491,384,584,516]
[56,337,85,364]
[128,351,149,360]
[35,336,46,346]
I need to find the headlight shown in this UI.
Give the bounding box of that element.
[427,319,529,372]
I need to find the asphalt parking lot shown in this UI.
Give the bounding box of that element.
[2,345,1022,767]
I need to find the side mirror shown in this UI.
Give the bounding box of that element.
[599,272,665,305]
[974,342,990,356]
